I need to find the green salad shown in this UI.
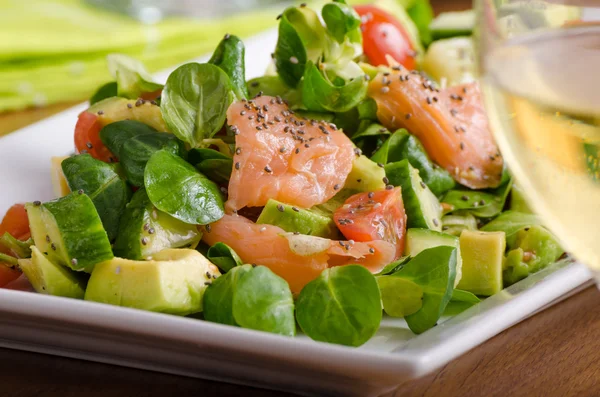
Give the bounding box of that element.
[0,0,565,347]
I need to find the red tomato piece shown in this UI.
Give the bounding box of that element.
[354,5,416,69]
[74,111,115,163]
[0,203,31,288]
[334,187,407,258]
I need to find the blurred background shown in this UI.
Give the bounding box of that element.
[0,0,462,129]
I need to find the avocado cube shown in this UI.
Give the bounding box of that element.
[457,230,506,296]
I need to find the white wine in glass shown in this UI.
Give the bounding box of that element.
[477,1,600,282]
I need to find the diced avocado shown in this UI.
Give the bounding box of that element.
[87,97,167,132]
[113,188,202,260]
[503,226,564,286]
[429,10,474,40]
[345,155,386,192]
[26,193,113,273]
[257,199,338,239]
[441,212,478,236]
[405,228,463,286]
[385,159,442,231]
[422,37,474,87]
[458,230,505,296]
[510,183,533,214]
[18,246,86,298]
[50,156,70,198]
[85,249,221,316]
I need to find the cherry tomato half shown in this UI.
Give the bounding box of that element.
[355,5,417,69]
[334,187,407,258]
[74,111,115,163]
[0,204,31,287]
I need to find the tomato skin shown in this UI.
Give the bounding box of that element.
[0,203,31,288]
[74,111,115,163]
[355,5,416,69]
[334,187,407,258]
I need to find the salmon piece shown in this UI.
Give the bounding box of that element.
[225,96,355,212]
[202,214,395,294]
[368,69,503,189]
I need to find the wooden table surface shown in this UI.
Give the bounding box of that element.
[2,1,600,396]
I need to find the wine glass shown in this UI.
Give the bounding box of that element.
[475,0,600,283]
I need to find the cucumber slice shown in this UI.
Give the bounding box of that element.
[26,193,113,273]
[405,228,463,286]
[429,10,474,40]
[113,188,202,260]
[441,212,478,236]
[385,159,442,231]
[18,246,86,298]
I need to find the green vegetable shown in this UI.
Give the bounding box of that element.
[391,246,457,334]
[375,256,411,276]
[144,150,224,225]
[357,98,379,121]
[61,154,131,240]
[113,188,202,260]
[232,266,296,337]
[351,123,391,142]
[295,265,381,347]
[407,0,434,46]
[0,233,32,259]
[188,148,233,185]
[510,183,533,213]
[503,226,564,286]
[377,276,423,317]
[208,34,248,100]
[422,37,475,87]
[89,82,117,105]
[18,246,87,299]
[204,265,296,336]
[274,5,327,87]
[0,253,17,268]
[385,159,442,231]
[206,242,243,273]
[322,0,362,44]
[481,211,543,243]
[441,212,478,236]
[372,129,455,196]
[99,120,161,158]
[119,132,184,187]
[161,63,234,148]
[429,10,475,41]
[246,75,301,107]
[26,193,113,273]
[203,265,252,326]
[442,178,513,218]
[302,61,367,113]
[445,288,481,315]
[106,54,163,100]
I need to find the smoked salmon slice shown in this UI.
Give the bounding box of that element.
[202,214,395,294]
[368,69,503,189]
[225,95,355,213]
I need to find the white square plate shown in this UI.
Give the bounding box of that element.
[0,29,593,397]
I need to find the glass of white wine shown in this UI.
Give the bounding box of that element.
[476,0,600,283]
